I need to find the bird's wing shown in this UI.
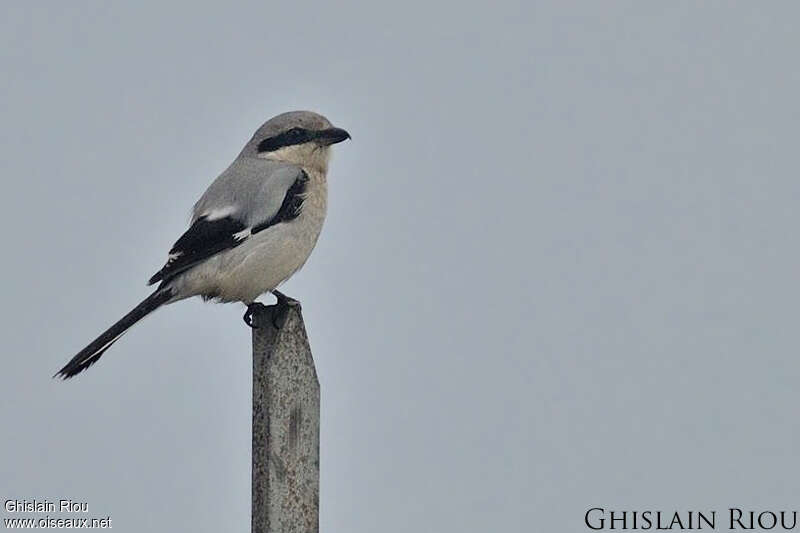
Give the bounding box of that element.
[148,161,308,286]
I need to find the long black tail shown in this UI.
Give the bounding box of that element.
[55,287,174,379]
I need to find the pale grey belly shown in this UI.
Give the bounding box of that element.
[171,215,323,303]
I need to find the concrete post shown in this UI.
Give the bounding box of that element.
[251,302,320,533]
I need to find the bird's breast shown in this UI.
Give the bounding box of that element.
[178,168,329,303]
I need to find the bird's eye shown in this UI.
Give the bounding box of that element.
[257,128,308,152]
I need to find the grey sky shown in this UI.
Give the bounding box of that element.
[2,2,799,531]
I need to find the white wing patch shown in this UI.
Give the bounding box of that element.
[164,251,183,266]
[204,206,238,221]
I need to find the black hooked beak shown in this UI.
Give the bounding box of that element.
[315,127,351,146]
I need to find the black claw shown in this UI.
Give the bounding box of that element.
[243,302,267,328]
[244,293,298,329]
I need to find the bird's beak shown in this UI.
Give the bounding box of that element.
[315,127,351,146]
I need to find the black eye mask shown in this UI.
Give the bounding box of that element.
[257,127,314,153]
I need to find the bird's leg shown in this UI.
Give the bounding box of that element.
[243,302,267,328]
[271,290,299,328]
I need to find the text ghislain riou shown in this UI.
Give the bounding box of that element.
[5,499,88,513]
[585,508,798,530]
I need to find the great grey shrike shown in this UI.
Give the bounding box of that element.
[56,110,350,379]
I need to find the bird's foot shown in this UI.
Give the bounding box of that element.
[243,302,267,328]
[271,290,299,329]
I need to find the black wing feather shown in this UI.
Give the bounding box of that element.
[148,171,309,286]
[148,215,247,285]
[252,171,308,234]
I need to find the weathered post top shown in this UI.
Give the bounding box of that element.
[251,302,320,533]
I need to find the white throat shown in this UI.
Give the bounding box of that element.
[258,143,330,174]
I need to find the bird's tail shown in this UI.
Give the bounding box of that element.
[55,287,174,379]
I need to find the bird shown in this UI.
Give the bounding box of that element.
[55,110,350,379]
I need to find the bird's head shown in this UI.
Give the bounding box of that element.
[244,110,350,173]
